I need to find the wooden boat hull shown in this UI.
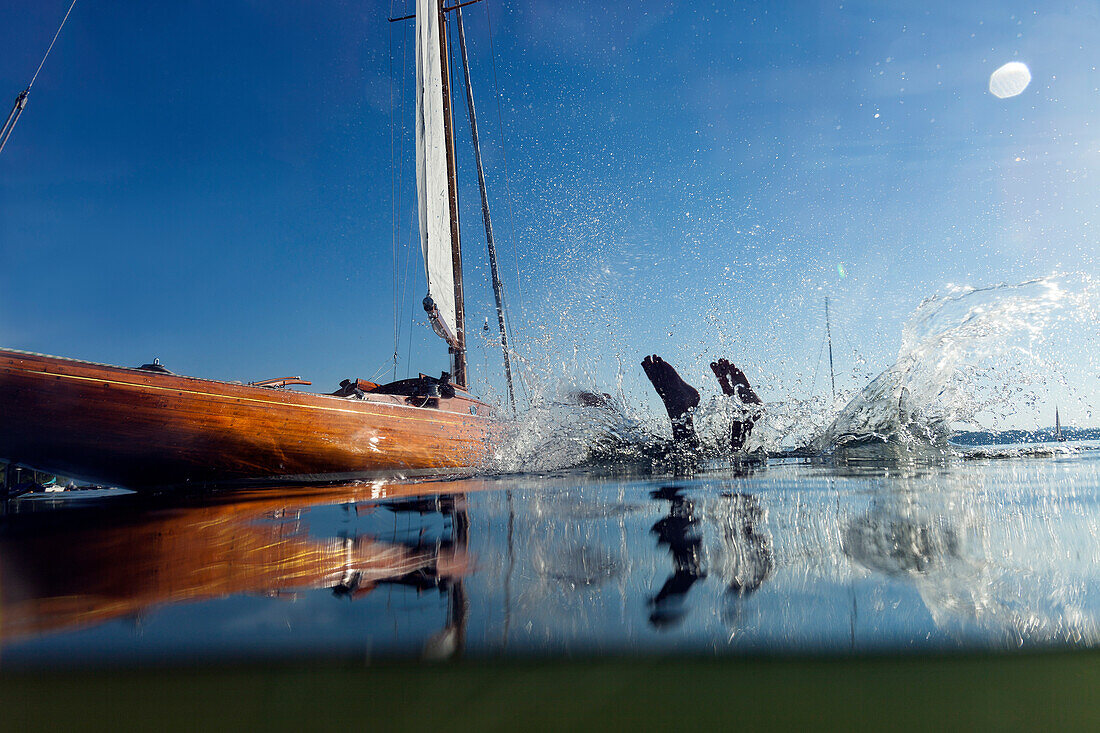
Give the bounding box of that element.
[0,349,496,490]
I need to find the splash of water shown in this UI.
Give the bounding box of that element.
[492,273,1099,470]
[488,383,658,473]
[491,381,772,473]
[813,273,1100,452]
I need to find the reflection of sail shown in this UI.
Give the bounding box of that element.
[0,482,477,643]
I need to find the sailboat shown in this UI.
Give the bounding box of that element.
[0,0,513,491]
[1055,408,1066,442]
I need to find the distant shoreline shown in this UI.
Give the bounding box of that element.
[950,427,1100,446]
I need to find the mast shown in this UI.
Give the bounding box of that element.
[1,0,79,156]
[825,296,836,399]
[0,91,29,156]
[436,0,467,388]
[455,5,517,413]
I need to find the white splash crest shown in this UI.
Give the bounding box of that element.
[813,274,1100,452]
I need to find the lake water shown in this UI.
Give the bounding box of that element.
[3,446,1099,668]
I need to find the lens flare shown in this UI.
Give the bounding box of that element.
[989,61,1032,99]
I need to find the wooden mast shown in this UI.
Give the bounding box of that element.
[437,0,467,388]
[0,0,78,156]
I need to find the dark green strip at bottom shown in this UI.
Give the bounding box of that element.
[2,650,1098,732]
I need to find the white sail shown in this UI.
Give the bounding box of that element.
[415,0,458,346]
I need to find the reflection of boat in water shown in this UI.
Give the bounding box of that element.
[6,460,1099,659]
[0,481,475,647]
[0,0,520,490]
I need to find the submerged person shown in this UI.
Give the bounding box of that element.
[641,355,762,453]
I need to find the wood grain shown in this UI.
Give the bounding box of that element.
[0,348,497,489]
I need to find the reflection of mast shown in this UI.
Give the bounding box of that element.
[420,493,470,659]
[449,496,469,654]
[502,489,515,646]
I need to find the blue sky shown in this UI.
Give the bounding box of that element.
[2,1,1097,426]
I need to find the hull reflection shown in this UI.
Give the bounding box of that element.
[0,480,480,644]
[3,458,1099,661]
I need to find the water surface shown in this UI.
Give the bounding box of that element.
[2,448,1099,667]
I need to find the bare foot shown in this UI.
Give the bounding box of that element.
[710,359,735,396]
[710,358,761,404]
[642,355,700,447]
[710,358,761,451]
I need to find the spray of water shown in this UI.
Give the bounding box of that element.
[813,273,1100,453]
[490,273,1100,471]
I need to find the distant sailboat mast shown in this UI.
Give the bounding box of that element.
[1055,407,1065,441]
[825,296,836,399]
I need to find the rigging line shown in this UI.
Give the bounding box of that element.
[405,313,415,378]
[483,1,525,350]
[389,0,400,380]
[29,0,78,91]
[400,212,417,379]
[398,208,418,376]
[809,328,827,402]
[404,212,418,378]
[500,288,529,402]
[827,301,866,390]
[395,0,413,378]
[833,313,864,364]
[367,356,397,385]
[392,0,415,380]
[456,4,516,413]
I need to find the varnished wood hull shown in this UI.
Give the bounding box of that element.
[0,349,496,490]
